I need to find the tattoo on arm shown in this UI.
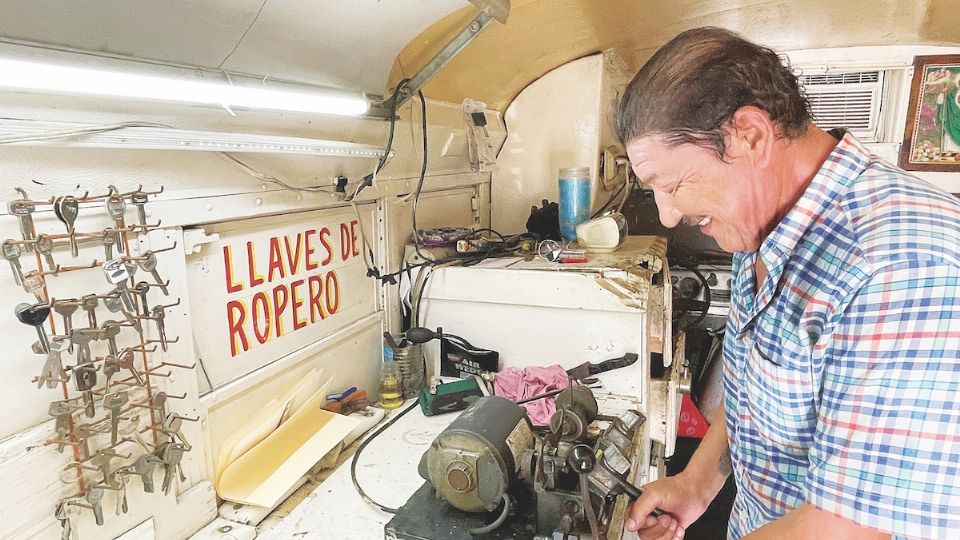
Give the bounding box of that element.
[718,448,732,476]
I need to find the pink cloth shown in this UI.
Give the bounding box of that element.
[493,365,569,426]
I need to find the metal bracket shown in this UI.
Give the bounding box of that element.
[182,228,220,256]
[372,0,511,116]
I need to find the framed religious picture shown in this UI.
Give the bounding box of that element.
[900,54,960,171]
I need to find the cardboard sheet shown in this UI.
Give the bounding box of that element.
[217,386,360,507]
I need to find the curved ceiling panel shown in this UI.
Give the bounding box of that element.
[390,0,960,111]
[0,0,469,95]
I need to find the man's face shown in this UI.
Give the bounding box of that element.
[625,136,769,253]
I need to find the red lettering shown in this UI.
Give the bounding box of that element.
[246,241,265,287]
[223,246,243,293]
[285,233,304,275]
[267,237,285,282]
[252,292,271,344]
[272,284,289,337]
[308,275,326,322]
[350,220,360,257]
[339,223,351,261]
[319,228,333,265]
[304,229,318,270]
[290,279,306,330]
[227,301,249,356]
[325,271,340,315]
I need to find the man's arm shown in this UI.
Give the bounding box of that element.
[743,504,889,540]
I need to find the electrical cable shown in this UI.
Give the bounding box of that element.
[349,398,421,514]
[469,493,511,535]
[411,89,429,262]
[217,152,339,195]
[346,77,410,202]
[0,121,173,144]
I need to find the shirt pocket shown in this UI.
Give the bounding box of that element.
[743,340,817,454]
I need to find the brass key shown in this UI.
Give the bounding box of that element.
[74,363,98,418]
[36,234,56,269]
[7,198,36,248]
[131,191,149,226]
[105,194,126,253]
[103,390,128,445]
[2,240,24,286]
[48,399,81,452]
[138,251,169,295]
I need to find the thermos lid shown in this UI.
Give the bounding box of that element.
[558,166,590,178]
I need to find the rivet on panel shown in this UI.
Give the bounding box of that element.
[256,198,263,206]
[206,204,213,211]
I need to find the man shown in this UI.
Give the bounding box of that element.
[616,27,960,539]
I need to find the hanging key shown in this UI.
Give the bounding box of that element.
[100,321,122,355]
[152,392,168,420]
[138,251,169,295]
[161,413,192,451]
[22,273,48,303]
[36,234,57,270]
[37,339,70,389]
[102,355,121,388]
[103,259,137,314]
[133,281,151,316]
[151,305,170,351]
[49,399,81,453]
[101,229,116,261]
[119,415,151,452]
[160,442,187,495]
[53,301,79,352]
[104,293,142,333]
[117,349,144,385]
[8,198,36,249]
[85,486,105,526]
[133,453,160,493]
[74,363,98,418]
[55,195,80,258]
[103,390,128,445]
[74,423,105,461]
[2,240,24,286]
[55,500,73,540]
[89,450,116,487]
[15,302,52,354]
[115,470,129,515]
[131,191,149,227]
[80,294,99,328]
[71,328,97,365]
[106,194,127,254]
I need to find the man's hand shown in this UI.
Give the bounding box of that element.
[625,473,712,539]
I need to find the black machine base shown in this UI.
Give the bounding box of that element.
[385,481,540,539]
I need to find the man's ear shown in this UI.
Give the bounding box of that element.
[724,106,776,167]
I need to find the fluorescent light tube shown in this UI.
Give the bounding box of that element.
[0,119,389,158]
[0,58,369,116]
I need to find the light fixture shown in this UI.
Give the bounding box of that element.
[0,119,389,158]
[0,58,370,116]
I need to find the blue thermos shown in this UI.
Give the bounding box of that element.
[558,167,591,241]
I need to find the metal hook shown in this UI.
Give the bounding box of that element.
[146,337,180,346]
[14,187,29,200]
[157,361,195,370]
[151,241,179,254]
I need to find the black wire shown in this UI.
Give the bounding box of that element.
[591,181,627,219]
[412,89,429,262]
[348,78,409,202]
[350,399,421,514]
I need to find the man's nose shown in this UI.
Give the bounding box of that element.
[654,191,682,228]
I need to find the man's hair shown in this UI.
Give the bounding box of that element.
[615,27,811,158]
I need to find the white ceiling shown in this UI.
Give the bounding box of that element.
[0,0,469,95]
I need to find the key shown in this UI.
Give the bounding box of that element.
[74,363,98,418]
[101,230,115,261]
[133,453,160,493]
[138,251,169,295]
[160,442,187,494]
[85,486,104,526]
[119,415,151,452]
[131,191,149,226]
[36,234,56,269]
[80,294,99,328]
[75,423,105,461]
[90,450,115,487]
[55,500,73,540]
[103,390,128,445]
[162,413,192,451]
[106,194,126,254]
[133,281,151,316]
[102,355,121,388]
[151,305,169,351]
[115,471,129,515]
[53,301,79,352]
[15,302,52,354]
[22,273,48,303]
[55,195,80,258]
[117,349,144,385]
[100,321,122,355]
[2,240,24,286]
[8,198,36,248]
[104,293,142,333]
[71,328,97,365]
[103,259,137,314]
[49,399,80,452]
[37,339,69,389]
[152,392,168,420]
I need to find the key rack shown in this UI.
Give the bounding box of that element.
[4,185,197,536]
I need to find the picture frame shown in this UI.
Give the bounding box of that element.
[900,54,960,171]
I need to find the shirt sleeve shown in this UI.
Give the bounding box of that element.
[805,259,960,538]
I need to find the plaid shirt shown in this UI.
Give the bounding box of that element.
[723,132,960,539]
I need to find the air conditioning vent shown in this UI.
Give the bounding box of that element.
[800,71,883,140]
